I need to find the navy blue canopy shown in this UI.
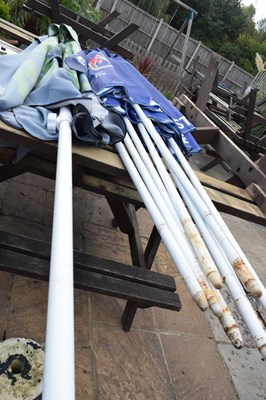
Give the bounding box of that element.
[66,48,200,155]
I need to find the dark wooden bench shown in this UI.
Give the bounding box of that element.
[0,229,181,332]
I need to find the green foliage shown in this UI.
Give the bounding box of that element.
[0,0,9,20]
[4,0,101,34]
[256,18,266,43]
[130,0,170,20]
[5,0,47,33]
[161,88,175,100]
[131,0,266,74]
[60,0,101,22]
[165,0,250,50]
[241,4,256,36]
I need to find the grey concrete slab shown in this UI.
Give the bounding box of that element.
[218,343,266,400]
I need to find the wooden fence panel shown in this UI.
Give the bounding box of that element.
[96,0,254,96]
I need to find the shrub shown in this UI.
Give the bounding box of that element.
[0,0,10,20]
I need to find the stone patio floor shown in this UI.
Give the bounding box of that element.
[0,148,265,399]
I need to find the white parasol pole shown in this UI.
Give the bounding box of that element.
[175,173,266,358]
[124,119,243,348]
[168,137,266,312]
[133,103,261,298]
[123,132,212,290]
[133,120,222,288]
[42,106,75,400]
[115,140,208,310]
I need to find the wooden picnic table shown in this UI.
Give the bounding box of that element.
[0,18,265,331]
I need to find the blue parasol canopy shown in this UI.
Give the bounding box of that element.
[65,48,200,155]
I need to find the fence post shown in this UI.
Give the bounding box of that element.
[94,0,103,10]
[221,61,235,83]
[110,0,119,13]
[146,18,164,53]
[179,9,196,74]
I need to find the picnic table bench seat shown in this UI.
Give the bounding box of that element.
[0,229,181,331]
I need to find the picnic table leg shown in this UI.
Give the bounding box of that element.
[107,198,162,331]
[122,225,161,331]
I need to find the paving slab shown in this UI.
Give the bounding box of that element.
[154,277,212,337]
[89,292,157,331]
[0,181,8,210]
[75,346,94,400]
[83,222,132,265]
[161,333,238,400]
[91,324,176,400]
[2,180,46,224]
[1,163,265,399]
[13,172,55,192]
[0,271,13,340]
[5,275,48,344]
[74,289,90,347]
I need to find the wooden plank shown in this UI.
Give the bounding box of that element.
[204,186,266,225]
[0,248,181,310]
[144,226,161,269]
[25,0,110,43]
[0,147,140,204]
[106,199,134,235]
[256,134,266,147]
[243,88,257,140]
[0,147,56,179]
[81,174,142,205]
[0,165,25,182]
[0,18,35,45]
[0,120,56,153]
[49,0,61,23]
[127,204,146,268]
[30,0,116,38]
[0,230,176,291]
[256,155,266,173]
[246,183,266,213]
[209,92,230,110]
[101,24,138,49]
[192,126,220,144]
[195,170,254,202]
[0,120,128,178]
[196,54,221,111]
[205,109,242,139]
[98,11,120,27]
[72,143,128,178]
[76,251,176,291]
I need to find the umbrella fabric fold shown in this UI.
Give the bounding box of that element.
[72,101,126,147]
[65,48,200,155]
[0,24,125,146]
